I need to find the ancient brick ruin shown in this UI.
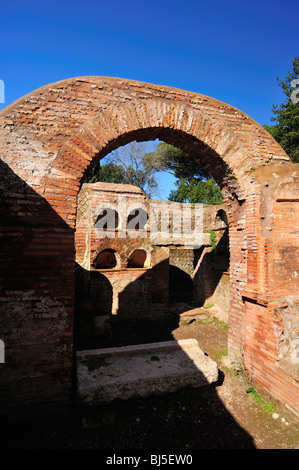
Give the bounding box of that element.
[0,76,298,420]
[74,181,229,347]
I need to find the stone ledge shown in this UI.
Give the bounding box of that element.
[76,339,219,405]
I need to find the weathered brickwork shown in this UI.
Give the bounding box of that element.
[75,182,170,333]
[74,183,227,332]
[241,165,299,415]
[169,248,194,274]
[0,76,298,418]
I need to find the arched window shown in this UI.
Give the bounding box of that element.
[214,209,230,271]
[94,249,118,269]
[95,208,119,230]
[216,209,228,226]
[127,208,148,230]
[127,249,148,268]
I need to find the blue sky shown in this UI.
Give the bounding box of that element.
[0,0,298,198]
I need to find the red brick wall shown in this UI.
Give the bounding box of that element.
[0,76,298,418]
[242,165,299,413]
[74,182,170,325]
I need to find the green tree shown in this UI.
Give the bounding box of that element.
[169,177,223,204]
[144,141,210,180]
[144,141,223,204]
[263,56,299,163]
[85,162,125,184]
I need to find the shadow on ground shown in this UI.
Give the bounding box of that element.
[0,309,257,449]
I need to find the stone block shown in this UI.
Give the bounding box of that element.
[76,339,219,405]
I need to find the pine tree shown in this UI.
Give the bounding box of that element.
[144,142,223,204]
[264,57,299,163]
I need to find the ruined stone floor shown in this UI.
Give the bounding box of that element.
[1,305,299,449]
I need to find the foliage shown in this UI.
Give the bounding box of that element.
[168,177,223,204]
[150,355,160,362]
[85,162,125,184]
[85,140,224,203]
[144,141,210,180]
[203,303,214,309]
[209,230,217,250]
[246,387,263,403]
[144,142,223,204]
[246,387,277,414]
[262,401,277,414]
[207,230,217,264]
[85,141,159,198]
[217,349,228,358]
[213,318,229,328]
[263,56,299,163]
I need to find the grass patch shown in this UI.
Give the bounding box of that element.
[213,318,229,328]
[205,317,229,329]
[246,387,277,414]
[262,401,277,414]
[217,348,228,359]
[246,387,263,403]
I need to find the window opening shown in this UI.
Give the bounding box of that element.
[127,249,147,268]
[94,249,118,269]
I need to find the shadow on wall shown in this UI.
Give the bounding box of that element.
[193,227,230,313]
[74,265,113,342]
[169,265,194,303]
[74,257,170,349]
[0,160,254,447]
[0,159,75,419]
[73,262,255,449]
[74,226,230,348]
[74,236,229,350]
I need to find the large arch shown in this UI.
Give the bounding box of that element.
[0,76,298,418]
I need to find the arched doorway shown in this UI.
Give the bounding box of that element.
[1,76,297,415]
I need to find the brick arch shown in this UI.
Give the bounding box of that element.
[41,94,289,227]
[0,76,290,227]
[127,249,149,269]
[93,248,119,269]
[1,76,298,417]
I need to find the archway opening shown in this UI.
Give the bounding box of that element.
[2,76,295,420]
[216,209,228,227]
[127,249,148,268]
[79,126,243,203]
[74,134,234,350]
[94,249,118,269]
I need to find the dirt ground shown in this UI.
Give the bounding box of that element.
[2,306,299,450]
